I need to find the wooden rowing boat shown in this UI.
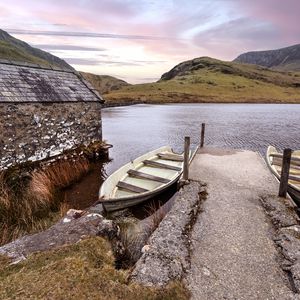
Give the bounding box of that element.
[99,146,191,212]
[266,146,300,204]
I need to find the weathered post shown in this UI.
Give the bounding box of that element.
[200,123,205,148]
[183,136,190,181]
[278,148,292,198]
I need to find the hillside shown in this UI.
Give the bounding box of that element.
[80,72,130,94]
[234,44,300,72]
[0,29,73,70]
[105,57,300,104]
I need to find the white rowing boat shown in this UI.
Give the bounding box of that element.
[266,146,300,204]
[99,146,191,212]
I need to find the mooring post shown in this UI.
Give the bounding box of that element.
[278,148,292,198]
[183,136,190,181]
[200,123,205,148]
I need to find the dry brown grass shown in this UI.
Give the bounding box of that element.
[0,159,90,246]
[0,237,190,299]
[41,159,90,189]
[114,202,169,269]
[146,201,168,232]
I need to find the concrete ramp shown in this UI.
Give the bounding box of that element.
[186,148,295,299]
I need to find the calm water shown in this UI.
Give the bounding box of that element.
[65,103,299,213]
[102,103,300,175]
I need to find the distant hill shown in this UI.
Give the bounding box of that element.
[80,72,130,94]
[0,29,73,70]
[1,28,299,104]
[234,44,300,72]
[105,57,300,104]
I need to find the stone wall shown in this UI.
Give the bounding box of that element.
[0,102,102,169]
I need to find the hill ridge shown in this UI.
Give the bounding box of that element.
[234,44,300,71]
[0,29,74,70]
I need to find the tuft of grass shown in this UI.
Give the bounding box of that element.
[0,237,189,300]
[36,159,90,190]
[114,203,169,269]
[145,201,168,232]
[0,159,90,246]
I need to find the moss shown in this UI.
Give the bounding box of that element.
[0,237,189,300]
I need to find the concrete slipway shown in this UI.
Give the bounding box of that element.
[132,147,300,300]
[186,147,300,299]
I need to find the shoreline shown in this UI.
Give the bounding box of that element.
[102,99,300,108]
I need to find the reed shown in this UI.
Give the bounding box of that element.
[145,201,168,233]
[0,159,90,246]
[114,202,169,269]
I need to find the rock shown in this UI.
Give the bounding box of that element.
[0,211,118,263]
[276,226,300,263]
[141,245,150,253]
[260,195,299,228]
[130,181,205,286]
[262,197,300,294]
[66,208,84,219]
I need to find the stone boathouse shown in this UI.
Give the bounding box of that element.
[0,59,104,169]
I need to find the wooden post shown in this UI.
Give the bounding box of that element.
[278,148,292,198]
[200,123,205,148]
[183,136,190,181]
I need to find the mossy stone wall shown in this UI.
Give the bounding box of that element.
[0,102,102,169]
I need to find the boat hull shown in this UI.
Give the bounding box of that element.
[288,186,300,206]
[101,181,177,212]
[266,146,300,204]
[99,146,190,212]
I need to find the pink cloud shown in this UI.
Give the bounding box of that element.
[236,0,300,45]
[1,0,299,82]
[0,5,11,16]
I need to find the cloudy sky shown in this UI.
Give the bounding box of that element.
[1,0,299,83]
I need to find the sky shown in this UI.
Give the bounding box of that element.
[0,0,299,83]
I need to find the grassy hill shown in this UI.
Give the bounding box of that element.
[81,72,130,94]
[1,28,300,104]
[104,57,300,104]
[234,44,300,72]
[0,29,73,70]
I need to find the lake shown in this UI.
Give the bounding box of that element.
[103,103,300,175]
[64,103,300,211]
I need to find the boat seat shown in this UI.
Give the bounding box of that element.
[289,175,300,182]
[270,153,300,163]
[157,153,183,162]
[127,169,170,183]
[116,181,149,193]
[272,159,300,170]
[143,160,181,171]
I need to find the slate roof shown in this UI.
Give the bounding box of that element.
[0,59,104,103]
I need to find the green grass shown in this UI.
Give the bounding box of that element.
[81,72,129,94]
[0,237,189,300]
[0,41,53,67]
[104,57,300,104]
